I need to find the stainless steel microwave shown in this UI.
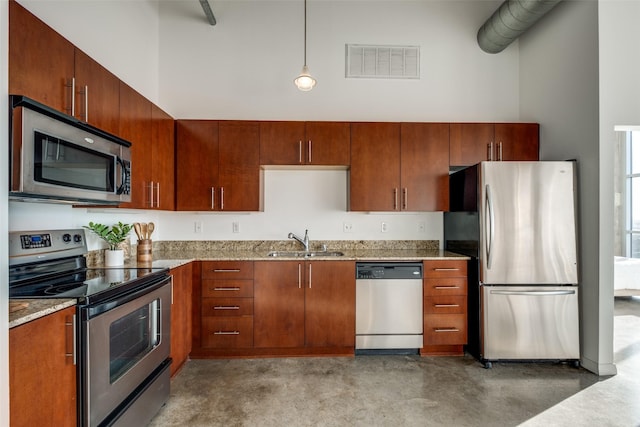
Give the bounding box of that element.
[9,95,131,205]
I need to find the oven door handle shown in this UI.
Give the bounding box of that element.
[83,275,170,320]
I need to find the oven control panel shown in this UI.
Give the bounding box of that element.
[9,229,87,266]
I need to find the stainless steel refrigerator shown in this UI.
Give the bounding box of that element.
[444,161,579,368]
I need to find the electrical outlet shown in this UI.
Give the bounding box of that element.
[418,222,425,233]
[232,221,240,233]
[194,221,203,234]
[343,222,353,233]
[381,222,388,233]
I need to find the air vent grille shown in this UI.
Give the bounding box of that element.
[345,44,420,79]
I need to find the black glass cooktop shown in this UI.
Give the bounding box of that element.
[9,266,169,303]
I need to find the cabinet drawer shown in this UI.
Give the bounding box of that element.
[424,296,466,314]
[202,279,254,298]
[202,297,254,317]
[424,314,467,345]
[201,317,253,348]
[424,278,467,296]
[423,260,467,278]
[201,261,254,280]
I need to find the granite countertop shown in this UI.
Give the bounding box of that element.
[10,242,470,328]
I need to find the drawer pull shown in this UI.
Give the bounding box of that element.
[214,306,240,310]
[434,286,460,289]
[433,268,461,271]
[434,304,460,308]
[213,331,240,335]
[434,328,460,332]
[212,287,241,291]
[213,269,241,273]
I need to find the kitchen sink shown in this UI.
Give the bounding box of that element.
[267,251,345,258]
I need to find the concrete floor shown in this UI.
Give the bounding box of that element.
[149,297,640,427]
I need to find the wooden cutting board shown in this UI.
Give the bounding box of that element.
[9,302,29,313]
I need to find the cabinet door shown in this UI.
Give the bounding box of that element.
[350,122,401,211]
[218,121,261,211]
[259,121,306,165]
[175,120,219,210]
[304,261,355,347]
[119,82,152,209]
[151,105,175,210]
[494,123,539,161]
[170,263,193,377]
[10,306,77,427]
[305,122,350,166]
[254,261,305,348]
[449,123,494,167]
[400,123,450,211]
[74,49,120,135]
[9,0,75,114]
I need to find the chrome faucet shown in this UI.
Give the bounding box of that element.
[288,229,310,252]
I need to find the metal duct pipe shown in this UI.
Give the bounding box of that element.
[477,0,562,54]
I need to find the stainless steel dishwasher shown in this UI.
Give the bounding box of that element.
[355,262,423,352]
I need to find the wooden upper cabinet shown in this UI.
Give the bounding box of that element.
[218,121,261,211]
[400,123,450,211]
[10,306,77,427]
[118,82,152,209]
[176,120,219,211]
[449,123,494,167]
[151,104,175,210]
[494,123,539,161]
[450,123,539,167]
[260,121,350,166]
[350,122,401,211]
[74,49,120,135]
[9,0,75,113]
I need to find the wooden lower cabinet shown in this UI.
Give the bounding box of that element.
[9,306,77,427]
[253,260,355,352]
[170,263,193,377]
[421,259,468,356]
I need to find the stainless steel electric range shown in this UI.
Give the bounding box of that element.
[9,229,172,427]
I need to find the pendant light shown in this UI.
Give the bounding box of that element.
[294,0,316,91]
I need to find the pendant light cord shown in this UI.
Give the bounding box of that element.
[303,0,308,66]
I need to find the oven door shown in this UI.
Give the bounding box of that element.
[81,277,171,427]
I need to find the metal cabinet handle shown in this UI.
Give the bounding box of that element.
[212,287,241,291]
[170,274,174,304]
[393,188,398,210]
[308,263,312,289]
[213,269,241,273]
[66,77,76,116]
[213,331,240,335]
[434,286,460,289]
[298,263,302,289]
[80,85,89,121]
[433,268,460,271]
[487,141,494,161]
[498,142,503,161]
[214,306,240,310]
[434,328,460,332]
[155,182,160,208]
[65,314,76,365]
[220,187,224,210]
[402,188,408,210]
[299,140,303,164]
[308,140,312,164]
[148,181,155,208]
[211,187,215,210]
[434,304,460,308]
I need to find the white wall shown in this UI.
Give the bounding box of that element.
[1,0,9,423]
[158,0,514,121]
[519,1,615,375]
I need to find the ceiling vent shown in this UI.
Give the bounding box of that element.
[345,44,420,79]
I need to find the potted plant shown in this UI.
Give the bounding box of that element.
[84,221,133,266]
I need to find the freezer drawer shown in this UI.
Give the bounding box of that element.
[482,285,579,360]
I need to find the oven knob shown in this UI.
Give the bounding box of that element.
[62,233,71,243]
[73,234,83,243]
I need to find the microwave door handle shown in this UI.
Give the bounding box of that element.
[115,157,128,195]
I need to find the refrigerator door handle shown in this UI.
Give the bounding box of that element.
[485,184,494,269]
[489,290,577,296]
